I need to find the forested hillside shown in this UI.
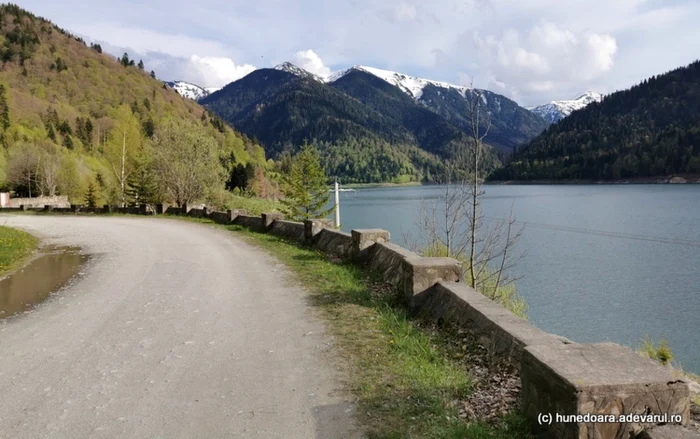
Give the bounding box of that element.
[0,4,269,205]
[490,60,700,181]
[417,84,548,152]
[203,68,499,183]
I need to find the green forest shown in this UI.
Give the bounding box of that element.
[490,60,700,181]
[0,4,271,207]
[203,68,501,184]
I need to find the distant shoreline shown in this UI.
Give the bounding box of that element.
[486,175,700,185]
[343,182,423,189]
[345,175,700,188]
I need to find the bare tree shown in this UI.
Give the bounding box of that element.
[36,150,60,197]
[7,142,40,197]
[108,130,131,207]
[405,83,527,316]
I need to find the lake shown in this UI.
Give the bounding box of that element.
[334,184,700,374]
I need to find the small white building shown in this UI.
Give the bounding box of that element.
[0,193,9,207]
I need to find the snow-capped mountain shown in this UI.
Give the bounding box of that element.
[165,81,215,101]
[273,62,474,101]
[274,62,325,83]
[530,91,603,124]
[328,65,471,100]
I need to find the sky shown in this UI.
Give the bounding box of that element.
[18,0,700,107]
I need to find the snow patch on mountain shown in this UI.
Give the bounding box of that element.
[531,91,603,124]
[328,65,471,100]
[165,81,211,101]
[274,62,325,83]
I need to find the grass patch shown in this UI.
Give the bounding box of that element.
[0,225,39,276]
[220,194,283,216]
[218,222,531,438]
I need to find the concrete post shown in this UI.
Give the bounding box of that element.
[304,219,334,243]
[261,212,285,231]
[351,229,391,261]
[521,342,691,439]
[44,205,54,212]
[103,205,113,214]
[155,203,169,215]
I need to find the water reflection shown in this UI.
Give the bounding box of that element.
[0,247,88,319]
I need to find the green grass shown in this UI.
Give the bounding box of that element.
[223,195,283,216]
[0,225,39,276]
[215,222,531,438]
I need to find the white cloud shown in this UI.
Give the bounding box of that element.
[471,21,617,100]
[393,3,417,22]
[189,55,256,87]
[292,50,331,78]
[16,0,700,106]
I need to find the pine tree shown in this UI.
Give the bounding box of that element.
[281,141,333,221]
[84,180,98,208]
[137,59,144,70]
[121,52,130,67]
[46,124,56,142]
[150,70,156,79]
[125,166,159,206]
[0,84,10,131]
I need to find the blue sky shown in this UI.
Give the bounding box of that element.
[17,0,700,106]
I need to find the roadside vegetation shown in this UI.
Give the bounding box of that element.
[0,225,38,276]
[219,222,532,438]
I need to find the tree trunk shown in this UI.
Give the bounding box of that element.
[120,130,126,207]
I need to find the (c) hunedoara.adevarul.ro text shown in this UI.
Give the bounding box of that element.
[537,413,684,425]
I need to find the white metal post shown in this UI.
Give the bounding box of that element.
[334,179,340,228]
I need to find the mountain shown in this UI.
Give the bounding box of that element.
[274,62,324,82]
[489,60,700,182]
[0,4,267,202]
[202,62,544,182]
[165,80,212,101]
[201,67,455,183]
[530,91,603,124]
[329,66,549,151]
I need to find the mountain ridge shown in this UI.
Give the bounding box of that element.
[530,91,603,124]
[490,60,700,181]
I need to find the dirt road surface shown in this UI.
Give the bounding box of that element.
[0,215,361,439]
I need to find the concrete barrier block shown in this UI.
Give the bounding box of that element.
[315,229,353,258]
[228,209,247,221]
[304,219,333,243]
[155,203,169,215]
[419,282,567,361]
[637,425,700,438]
[351,229,390,261]
[44,205,54,212]
[269,220,306,242]
[521,342,691,439]
[261,212,285,231]
[407,257,462,301]
[19,204,27,211]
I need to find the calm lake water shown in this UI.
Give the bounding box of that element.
[334,185,700,374]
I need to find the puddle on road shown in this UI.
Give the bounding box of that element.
[0,246,89,319]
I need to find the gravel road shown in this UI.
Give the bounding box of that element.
[0,215,362,439]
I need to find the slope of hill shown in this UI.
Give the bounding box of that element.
[489,60,700,181]
[0,4,267,203]
[530,91,603,124]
